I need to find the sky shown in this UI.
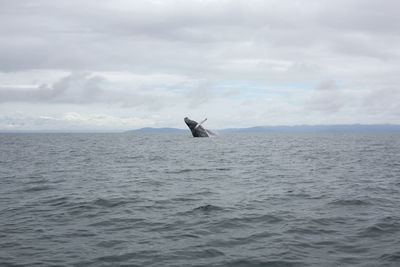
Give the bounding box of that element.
[1,0,400,130]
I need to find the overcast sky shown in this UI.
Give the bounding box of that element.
[1,0,400,130]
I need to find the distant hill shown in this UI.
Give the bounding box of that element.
[127,124,400,133]
[220,124,400,133]
[0,129,124,133]
[126,127,187,133]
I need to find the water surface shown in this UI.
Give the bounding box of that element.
[1,133,399,266]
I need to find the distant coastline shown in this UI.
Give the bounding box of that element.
[128,124,400,133]
[218,124,400,133]
[126,127,187,133]
[2,124,400,133]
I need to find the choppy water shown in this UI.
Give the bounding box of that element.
[1,133,400,267]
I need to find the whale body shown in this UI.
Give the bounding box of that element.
[184,117,209,137]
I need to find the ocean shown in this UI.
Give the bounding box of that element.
[0,133,399,266]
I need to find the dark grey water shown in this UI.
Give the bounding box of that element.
[1,133,399,267]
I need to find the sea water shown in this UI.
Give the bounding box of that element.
[1,133,399,266]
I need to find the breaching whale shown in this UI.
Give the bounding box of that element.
[184,117,216,137]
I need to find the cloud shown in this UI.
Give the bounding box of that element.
[222,89,240,98]
[362,86,400,117]
[306,80,349,113]
[0,73,104,103]
[0,72,174,110]
[0,111,155,130]
[1,0,399,79]
[183,81,217,107]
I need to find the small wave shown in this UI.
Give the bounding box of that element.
[359,225,386,237]
[23,185,52,192]
[380,251,400,262]
[328,199,371,206]
[214,231,275,247]
[92,198,128,208]
[193,204,223,212]
[358,216,400,237]
[95,250,157,263]
[63,229,96,238]
[166,167,231,174]
[166,168,212,174]
[333,244,371,254]
[25,176,47,184]
[208,218,247,230]
[286,227,321,235]
[290,192,312,198]
[227,213,284,225]
[170,197,201,202]
[148,155,164,161]
[96,240,127,248]
[65,197,132,216]
[172,248,225,258]
[221,259,302,267]
[178,233,201,239]
[188,190,216,197]
[309,216,347,226]
[89,217,145,228]
[42,196,69,207]
[176,204,225,215]
[215,167,232,171]
[120,155,144,160]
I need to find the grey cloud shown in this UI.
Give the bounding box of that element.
[318,0,400,35]
[316,80,339,91]
[329,35,394,60]
[0,73,104,103]
[306,80,349,113]
[363,86,400,114]
[222,89,240,98]
[0,72,168,110]
[182,81,240,107]
[183,81,217,107]
[1,0,399,80]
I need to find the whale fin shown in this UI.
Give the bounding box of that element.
[194,118,207,129]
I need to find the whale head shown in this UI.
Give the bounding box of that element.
[184,117,197,130]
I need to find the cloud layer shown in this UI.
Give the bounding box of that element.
[1,0,400,129]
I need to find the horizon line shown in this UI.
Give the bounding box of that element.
[2,123,400,133]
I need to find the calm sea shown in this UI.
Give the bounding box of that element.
[1,133,399,266]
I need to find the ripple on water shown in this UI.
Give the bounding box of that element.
[23,185,53,192]
[328,198,372,206]
[357,216,400,238]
